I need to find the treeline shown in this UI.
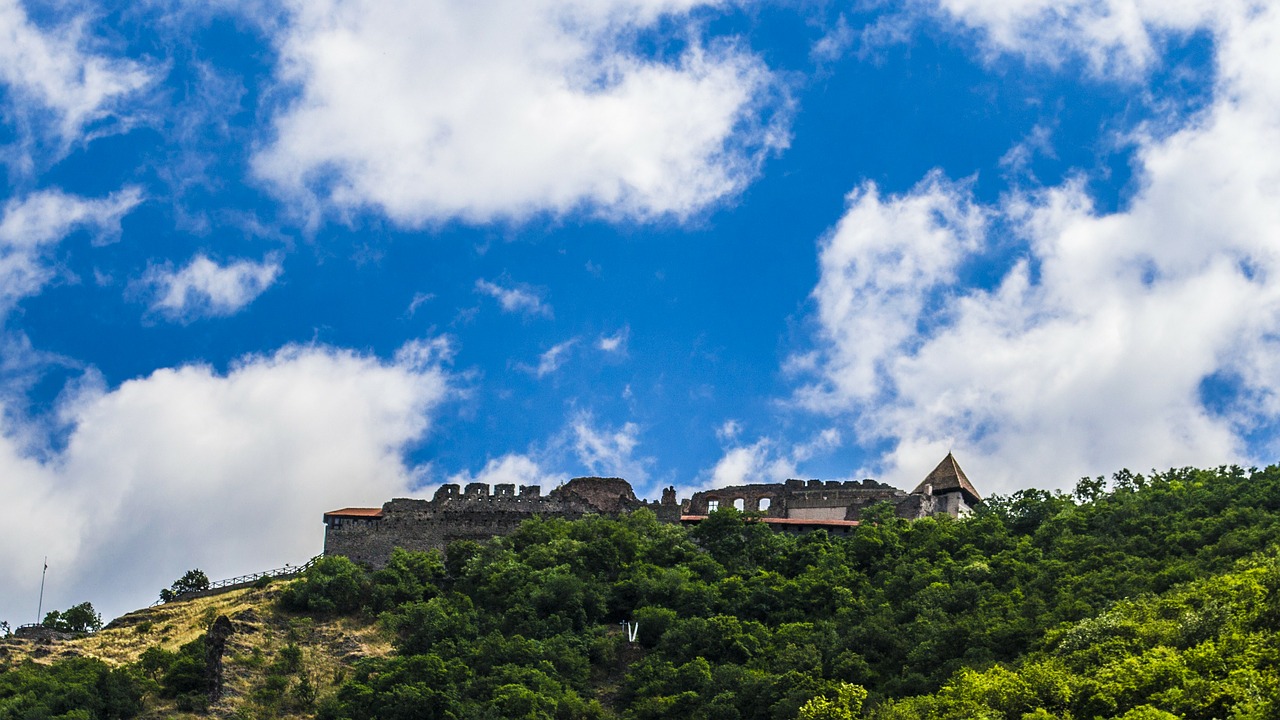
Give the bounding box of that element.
[877,554,1280,718]
[5,464,1280,719]
[292,464,1280,719]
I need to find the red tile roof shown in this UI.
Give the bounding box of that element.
[324,507,384,519]
[680,515,859,527]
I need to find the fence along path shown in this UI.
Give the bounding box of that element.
[158,555,322,604]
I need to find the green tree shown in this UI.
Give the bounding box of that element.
[42,601,102,633]
[797,683,867,720]
[159,569,210,602]
[0,656,144,719]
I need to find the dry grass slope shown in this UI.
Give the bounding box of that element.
[1,581,393,719]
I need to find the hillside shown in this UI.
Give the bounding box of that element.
[0,584,390,719]
[4,464,1280,719]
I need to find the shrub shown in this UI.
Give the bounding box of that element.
[279,555,370,615]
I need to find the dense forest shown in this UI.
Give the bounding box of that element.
[5,464,1280,719]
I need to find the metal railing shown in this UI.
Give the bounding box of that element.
[202,555,321,592]
[157,555,322,604]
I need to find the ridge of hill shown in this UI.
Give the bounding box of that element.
[5,464,1280,719]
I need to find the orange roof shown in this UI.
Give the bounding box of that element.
[324,507,383,519]
[680,515,859,527]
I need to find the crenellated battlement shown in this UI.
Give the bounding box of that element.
[323,476,681,566]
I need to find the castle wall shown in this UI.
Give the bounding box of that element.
[687,478,920,522]
[325,469,977,568]
[687,483,787,515]
[324,477,681,568]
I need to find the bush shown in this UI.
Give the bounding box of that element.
[149,636,212,712]
[0,656,145,719]
[280,555,370,615]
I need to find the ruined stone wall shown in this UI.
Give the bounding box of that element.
[686,483,786,515]
[687,478,917,521]
[324,477,682,568]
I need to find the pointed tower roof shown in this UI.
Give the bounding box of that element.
[913,453,982,505]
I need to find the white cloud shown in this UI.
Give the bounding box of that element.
[475,278,553,318]
[145,254,282,320]
[405,291,435,317]
[799,2,1280,496]
[0,0,153,155]
[0,342,452,625]
[571,411,651,483]
[447,453,567,489]
[931,0,1222,77]
[792,427,842,462]
[252,0,789,225]
[534,339,578,377]
[799,172,985,408]
[698,427,840,493]
[707,438,796,488]
[810,14,854,63]
[598,326,630,354]
[715,419,741,441]
[0,188,143,311]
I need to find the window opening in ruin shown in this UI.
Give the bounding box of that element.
[707,499,719,512]
[759,498,771,511]
[733,498,745,511]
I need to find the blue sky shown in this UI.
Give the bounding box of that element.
[2,0,1277,622]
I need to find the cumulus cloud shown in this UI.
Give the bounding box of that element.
[798,1,1280,495]
[143,254,282,321]
[475,278,553,319]
[0,0,153,156]
[0,188,143,311]
[699,428,841,492]
[707,438,796,488]
[0,342,452,625]
[252,0,789,225]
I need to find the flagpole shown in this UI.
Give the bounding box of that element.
[36,557,47,625]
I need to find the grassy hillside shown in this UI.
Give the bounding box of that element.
[5,464,1280,719]
[0,584,390,719]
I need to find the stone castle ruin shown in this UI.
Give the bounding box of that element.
[324,453,981,568]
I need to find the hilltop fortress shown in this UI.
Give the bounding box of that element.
[323,453,981,568]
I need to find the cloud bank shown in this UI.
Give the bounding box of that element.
[0,343,451,624]
[800,1,1280,494]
